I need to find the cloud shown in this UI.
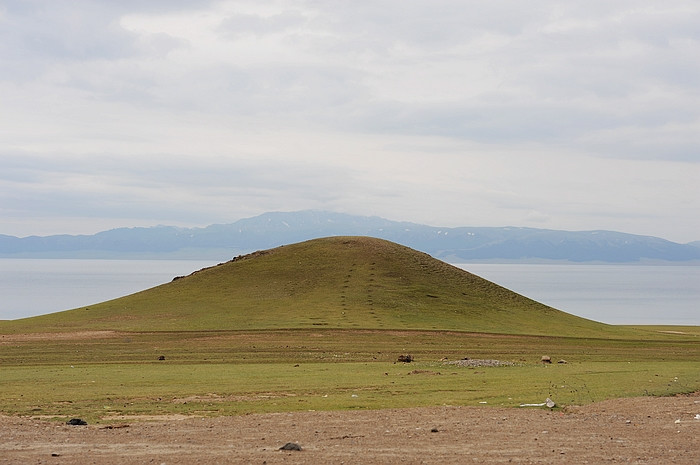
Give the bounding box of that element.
[0,0,699,242]
[217,10,308,38]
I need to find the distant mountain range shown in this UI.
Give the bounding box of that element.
[1,210,699,262]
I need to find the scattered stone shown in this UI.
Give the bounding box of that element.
[557,360,567,364]
[541,356,552,364]
[66,418,87,426]
[397,354,413,363]
[51,453,60,457]
[431,428,439,433]
[279,442,302,451]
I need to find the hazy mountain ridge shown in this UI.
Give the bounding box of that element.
[1,210,699,262]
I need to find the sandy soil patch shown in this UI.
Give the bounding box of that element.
[1,393,699,464]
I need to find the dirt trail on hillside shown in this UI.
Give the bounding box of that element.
[1,394,699,464]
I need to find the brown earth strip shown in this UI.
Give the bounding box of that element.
[1,393,698,464]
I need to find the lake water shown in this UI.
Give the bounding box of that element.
[456,263,699,325]
[0,259,698,325]
[0,259,220,321]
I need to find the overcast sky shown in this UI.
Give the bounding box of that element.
[1,1,699,243]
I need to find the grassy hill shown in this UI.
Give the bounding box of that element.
[2,236,631,337]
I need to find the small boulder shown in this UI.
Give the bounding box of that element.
[541,356,552,364]
[66,418,87,426]
[279,442,302,451]
[557,359,567,364]
[158,355,165,361]
[397,354,413,363]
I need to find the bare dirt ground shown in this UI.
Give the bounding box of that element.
[1,393,699,464]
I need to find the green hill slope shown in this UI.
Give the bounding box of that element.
[2,237,630,337]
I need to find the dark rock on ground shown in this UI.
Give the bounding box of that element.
[66,419,87,426]
[279,442,302,451]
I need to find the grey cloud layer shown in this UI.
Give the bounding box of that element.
[1,1,698,240]
[3,1,697,155]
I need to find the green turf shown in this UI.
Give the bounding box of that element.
[623,325,700,337]
[1,329,698,422]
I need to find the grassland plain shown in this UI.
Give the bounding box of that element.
[0,237,698,424]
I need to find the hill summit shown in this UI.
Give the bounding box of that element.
[7,237,621,337]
